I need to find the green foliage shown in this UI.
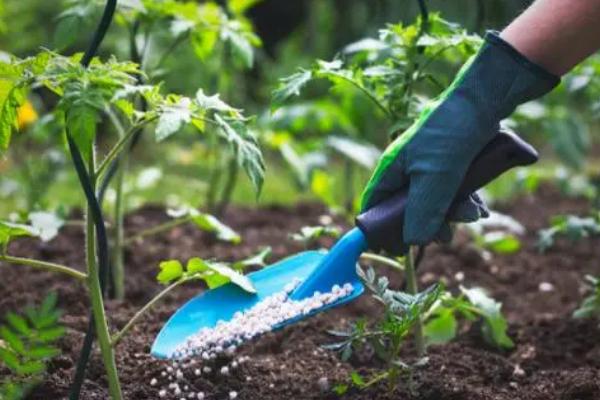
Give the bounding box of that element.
[156,252,265,293]
[273,14,480,131]
[166,206,241,244]
[326,266,440,392]
[0,211,65,251]
[573,275,600,320]
[270,14,480,212]
[290,225,341,245]
[464,211,525,255]
[424,286,514,349]
[537,214,600,252]
[0,293,65,399]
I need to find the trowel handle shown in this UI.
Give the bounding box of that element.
[355,130,538,256]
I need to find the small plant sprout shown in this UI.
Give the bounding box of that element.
[0,293,65,398]
[327,265,441,393]
[424,287,514,349]
[573,275,600,321]
[464,211,525,256]
[125,206,243,247]
[537,214,600,252]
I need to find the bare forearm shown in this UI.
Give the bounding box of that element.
[501,0,600,75]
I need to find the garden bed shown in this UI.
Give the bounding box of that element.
[2,186,600,400]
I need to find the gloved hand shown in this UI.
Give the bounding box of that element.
[361,31,559,246]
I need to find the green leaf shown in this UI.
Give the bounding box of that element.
[482,232,521,254]
[5,314,29,336]
[191,213,241,244]
[424,308,457,345]
[228,0,261,14]
[350,371,365,387]
[233,247,271,270]
[204,262,256,293]
[157,260,184,284]
[291,225,340,243]
[27,346,61,360]
[66,105,97,160]
[0,326,25,355]
[272,70,313,108]
[155,99,192,141]
[186,257,210,274]
[0,221,38,247]
[326,136,381,169]
[460,286,514,349]
[53,16,84,50]
[0,347,20,372]
[226,28,254,68]
[333,384,348,395]
[214,114,265,194]
[16,360,45,375]
[196,89,239,114]
[0,86,26,152]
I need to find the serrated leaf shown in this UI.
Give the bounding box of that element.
[272,70,313,107]
[157,260,184,284]
[214,114,265,194]
[204,262,256,293]
[225,28,254,68]
[191,213,241,244]
[196,89,239,114]
[155,99,192,141]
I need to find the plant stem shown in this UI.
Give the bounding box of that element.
[85,155,123,400]
[123,216,190,246]
[343,160,355,214]
[404,246,425,357]
[95,125,140,180]
[112,154,126,300]
[0,255,87,281]
[360,253,404,271]
[107,109,128,301]
[111,278,191,347]
[216,156,239,216]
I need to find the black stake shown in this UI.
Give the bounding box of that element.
[68,1,117,399]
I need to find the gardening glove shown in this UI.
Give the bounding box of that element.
[361,31,559,246]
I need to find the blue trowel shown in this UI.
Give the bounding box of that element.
[152,130,537,358]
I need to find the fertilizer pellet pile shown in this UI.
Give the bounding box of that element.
[154,279,355,399]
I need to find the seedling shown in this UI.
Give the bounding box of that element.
[424,287,514,349]
[537,213,600,252]
[573,275,600,322]
[327,265,441,394]
[0,293,65,399]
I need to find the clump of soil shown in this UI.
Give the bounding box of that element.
[1,187,599,399]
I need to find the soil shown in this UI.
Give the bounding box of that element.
[2,185,600,400]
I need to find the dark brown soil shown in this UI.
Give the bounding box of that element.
[2,186,600,400]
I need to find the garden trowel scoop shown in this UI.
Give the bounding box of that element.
[152,130,537,358]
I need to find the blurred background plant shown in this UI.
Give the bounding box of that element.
[0,0,599,218]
